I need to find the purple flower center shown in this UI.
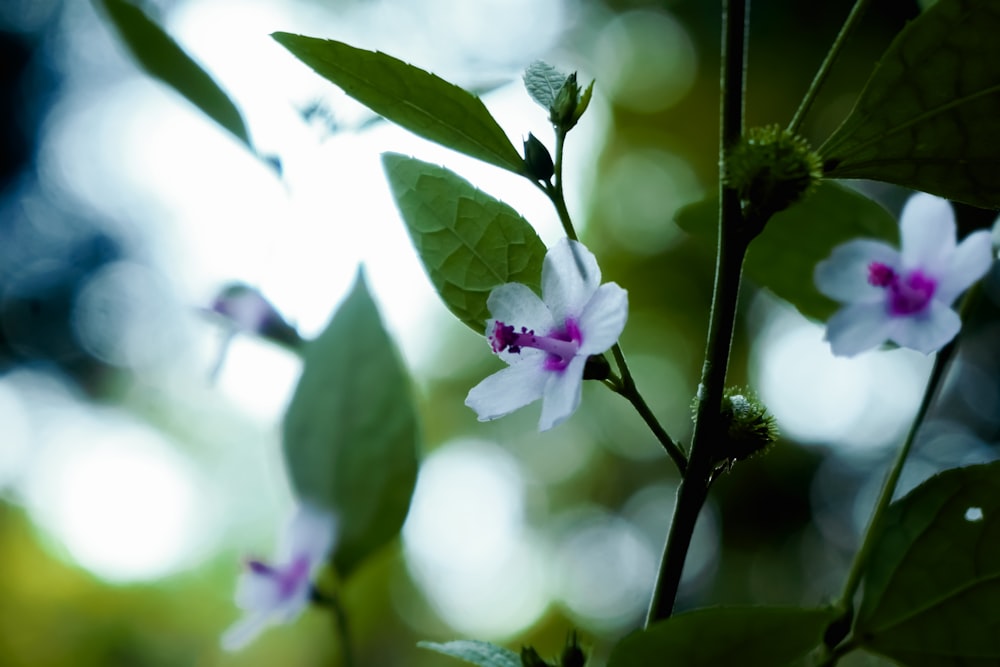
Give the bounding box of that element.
[247,554,311,600]
[490,319,582,371]
[867,262,937,316]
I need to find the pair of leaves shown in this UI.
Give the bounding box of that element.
[675,181,897,322]
[282,272,419,577]
[821,0,1000,209]
[272,33,527,177]
[853,461,1000,665]
[272,36,551,333]
[94,0,254,154]
[382,153,546,333]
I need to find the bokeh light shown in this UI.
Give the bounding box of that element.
[593,8,697,113]
[752,298,929,450]
[23,405,206,583]
[402,439,549,639]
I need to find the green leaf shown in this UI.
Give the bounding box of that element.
[523,61,569,109]
[382,152,547,333]
[272,32,526,176]
[418,640,521,667]
[94,0,252,150]
[608,606,836,667]
[675,182,898,321]
[854,462,1000,666]
[820,0,1000,209]
[282,270,419,577]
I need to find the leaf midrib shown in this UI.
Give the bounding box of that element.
[283,35,522,173]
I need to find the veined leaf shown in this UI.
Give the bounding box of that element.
[382,153,546,333]
[523,61,568,110]
[273,33,527,176]
[94,0,252,150]
[675,182,898,321]
[820,0,1000,209]
[418,640,520,667]
[855,462,1000,666]
[282,270,419,578]
[608,606,836,667]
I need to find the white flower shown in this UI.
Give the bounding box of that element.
[465,239,628,430]
[221,504,337,651]
[814,193,993,357]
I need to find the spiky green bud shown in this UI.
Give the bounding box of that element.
[715,387,778,467]
[725,125,822,233]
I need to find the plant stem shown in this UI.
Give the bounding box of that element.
[540,128,685,471]
[546,128,579,241]
[830,338,957,620]
[312,587,355,667]
[787,0,872,133]
[611,344,688,473]
[646,0,749,625]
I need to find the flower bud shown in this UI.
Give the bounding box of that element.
[521,646,553,667]
[560,631,586,667]
[724,125,822,233]
[523,133,555,182]
[582,354,611,381]
[210,283,302,349]
[551,73,580,128]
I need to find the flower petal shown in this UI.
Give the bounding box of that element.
[936,229,993,305]
[233,568,282,610]
[888,301,961,354]
[825,302,896,357]
[487,283,553,333]
[465,358,548,421]
[279,504,337,565]
[221,612,273,652]
[538,355,588,431]
[814,239,900,304]
[542,239,601,322]
[900,193,956,275]
[578,283,628,355]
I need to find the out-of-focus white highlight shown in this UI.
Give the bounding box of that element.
[215,335,302,422]
[23,409,205,583]
[73,261,185,369]
[402,440,547,638]
[593,9,697,113]
[752,302,929,449]
[552,508,657,631]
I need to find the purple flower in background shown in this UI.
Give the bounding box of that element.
[465,239,628,431]
[209,283,301,346]
[814,193,993,357]
[221,504,337,651]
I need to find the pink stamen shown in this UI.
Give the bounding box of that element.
[867,262,936,316]
[868,262,895,287]
[490,319,582,371]
[247,559,276,576]
[246,555,311,601]
[889,271,936,315]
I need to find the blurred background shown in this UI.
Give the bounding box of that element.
[2,0,998,664]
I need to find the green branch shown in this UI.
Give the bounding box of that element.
[788,0,873,133]
[646,0,749,625]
